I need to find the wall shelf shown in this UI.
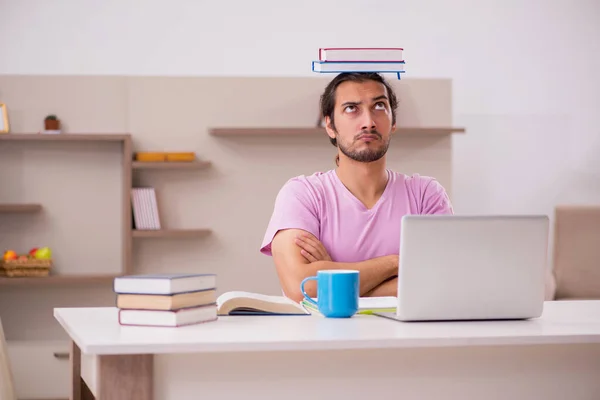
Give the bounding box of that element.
[0,133,131,142]
[132,161,211,170]
[0,274,118,286]
[0,132,134,280]
[209,127,465,136]
[132,229,212,238]
[0,204,43,213]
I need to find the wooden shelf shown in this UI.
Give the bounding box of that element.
[209,127,465,136]
[132,229,212,238]
[0,133,130,142]
[0,274,118,286]
[0,204,42,213]
[132,161,211,170]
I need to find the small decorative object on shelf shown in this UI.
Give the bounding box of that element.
[166,152,195,162]
[0,246,53,277]
[0,103,9,133]
[43,114,61,134]
[134,152,196,162]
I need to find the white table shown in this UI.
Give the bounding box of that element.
[54,300,600,400]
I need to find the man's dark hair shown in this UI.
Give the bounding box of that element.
[319,72,399,147]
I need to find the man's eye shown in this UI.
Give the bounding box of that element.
[374,102,386,109]
[344,105,356,112]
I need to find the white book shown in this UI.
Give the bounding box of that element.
[312,60,405,73]
[131,188,151,229]
[147,188,161,229]
[114,273,217,295]
[118,304,217,327]
[131,187,161,230]
[141,188,155,229]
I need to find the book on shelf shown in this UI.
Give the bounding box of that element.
[114,273,218,327]
[131,187,161,230]
[318,47,404,62]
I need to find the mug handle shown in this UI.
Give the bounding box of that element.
[300,276,318,306]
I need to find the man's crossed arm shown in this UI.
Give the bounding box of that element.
[271,229,398,303]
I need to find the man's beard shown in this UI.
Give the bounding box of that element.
[336,130,390,163]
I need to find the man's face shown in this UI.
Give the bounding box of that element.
[326,79,396,163]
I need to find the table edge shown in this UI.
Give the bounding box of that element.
[53,308,89,352]
[69,334,600,356]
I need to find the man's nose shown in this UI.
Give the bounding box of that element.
[361,111,377,131]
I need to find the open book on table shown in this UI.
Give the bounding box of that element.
[216,291,396,316]
[217,291,309,315]
[301,296,396,315]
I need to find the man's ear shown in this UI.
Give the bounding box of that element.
[324,116,336,140]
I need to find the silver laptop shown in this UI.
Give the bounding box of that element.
[374,215,549,322]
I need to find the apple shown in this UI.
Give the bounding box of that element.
[34,247,52,260]
[29,247,38,256]
[3,250,17,260]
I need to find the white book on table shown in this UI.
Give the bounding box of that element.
[118,304,218,327]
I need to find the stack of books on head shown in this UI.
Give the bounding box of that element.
[113,273,218,327]
[312,47,406,79]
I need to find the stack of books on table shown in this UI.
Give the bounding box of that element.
[113,273,218,327]
[311,47,406,79]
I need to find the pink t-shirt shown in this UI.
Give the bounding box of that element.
[260,169,453,262]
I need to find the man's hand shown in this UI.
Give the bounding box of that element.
[294,233,332,262]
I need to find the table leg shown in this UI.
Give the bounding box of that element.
[70,341,95,400]
[96,353,153,400]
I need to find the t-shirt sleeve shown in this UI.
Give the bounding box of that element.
[420,177,454,215]
[259,178,321,256]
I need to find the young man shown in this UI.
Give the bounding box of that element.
[259,72,454,302]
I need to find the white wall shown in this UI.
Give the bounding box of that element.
[1,0,599,217]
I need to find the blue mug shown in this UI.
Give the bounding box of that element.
[301,270,359,318]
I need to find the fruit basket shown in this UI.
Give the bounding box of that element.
[0,258,52,277]
[1,247,53,277]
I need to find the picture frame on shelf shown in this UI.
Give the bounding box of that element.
[0,104,9,133]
